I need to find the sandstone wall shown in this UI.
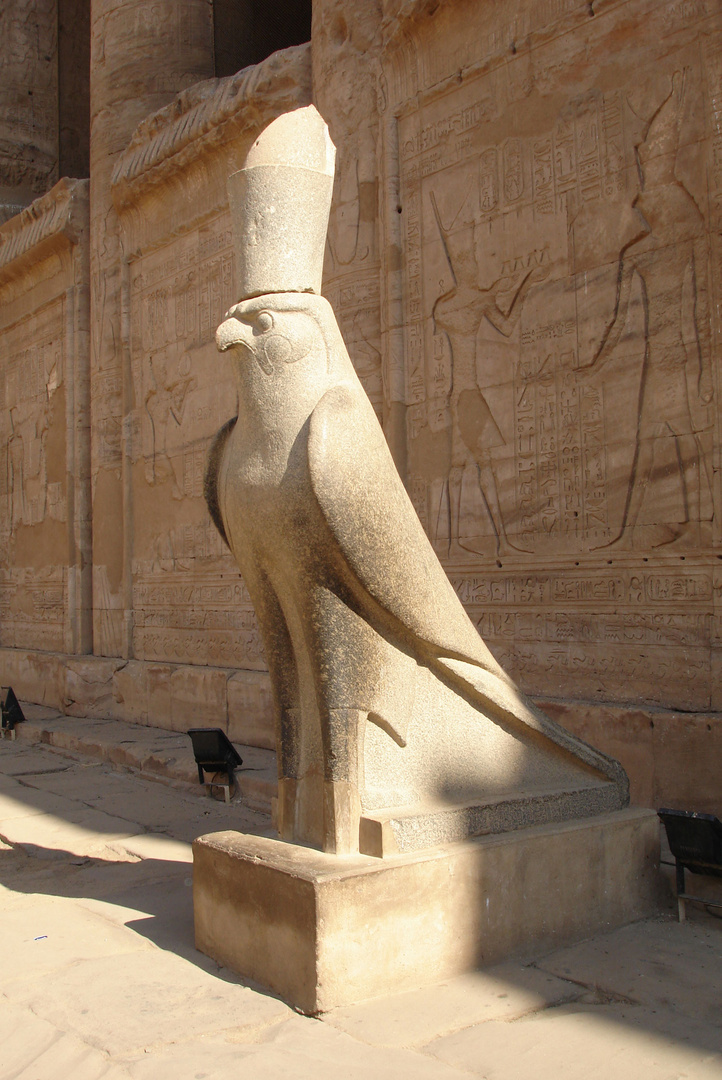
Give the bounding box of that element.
[0,1,60,223]
[1,0,721,812]
[366,0,722,719]
[0,179,91,654]
[312,0,722,806]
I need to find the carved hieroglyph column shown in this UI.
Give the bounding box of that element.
[89,0,214,656]
[312,4,397,460]
[0,0,59,224]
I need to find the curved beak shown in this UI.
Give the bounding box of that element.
[216,316,251,353]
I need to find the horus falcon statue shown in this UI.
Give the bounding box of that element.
[204,107,628,855]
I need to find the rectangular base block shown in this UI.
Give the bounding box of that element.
[193,807,661,1013]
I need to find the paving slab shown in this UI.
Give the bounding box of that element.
[426,1000,722,1079]
[0,1002,132,1080]
[325,964,581,1048]
[8,948,292,1056]
[0,804,142,860]
[3,716,722,1080]
[536,917,722,1027]
[120,1013,472,1080]
[0,778,84,820]
[1,890,155,986]
[6,752,272,842]
[0,743,78,776]
[73,873,201,961]
[14,709,278,810]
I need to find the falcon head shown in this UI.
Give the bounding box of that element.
[216,292,339,377]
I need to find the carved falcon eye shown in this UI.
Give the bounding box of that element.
[256,311,273,333]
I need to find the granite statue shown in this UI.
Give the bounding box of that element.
[205,106,628,855]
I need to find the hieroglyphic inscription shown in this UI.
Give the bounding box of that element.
[127,214,269,669]
[130,215,237,500]
[450,569,713,607]
[133,572,265,667]
[1,302,65,533]
[515,342,608,545]
[0,569,67,651]
[403,184,425,407]
[449,566,713,709]
[0,299,67,651]
[325,271,383,420]
[402,89,630,217]
[495,640,710,711]
[0,1,58,207]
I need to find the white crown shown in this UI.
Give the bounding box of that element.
[228,105,336,301]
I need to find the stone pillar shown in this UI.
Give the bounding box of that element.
[89,0,214,656]
[0,1,59,224]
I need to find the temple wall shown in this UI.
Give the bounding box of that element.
[1,0,721,811]
[111,46,311,674]
[0,1,60,222]
[369,0,722,714]
[0,179,91,655]
[89,0,217,659]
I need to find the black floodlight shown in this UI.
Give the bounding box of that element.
[1,686,25,739]
[187,727,243,804]
[658,808,722,921]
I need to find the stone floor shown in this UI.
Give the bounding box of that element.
[1,710,721,1079]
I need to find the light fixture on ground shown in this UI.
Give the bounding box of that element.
[658,807,722,921]
[1,687,25,741]
[187,728,243,804]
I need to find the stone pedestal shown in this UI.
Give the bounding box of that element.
[193,807,661,1014]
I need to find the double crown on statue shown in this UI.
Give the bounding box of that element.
[227,106,336,303]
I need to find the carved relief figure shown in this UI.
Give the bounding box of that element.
[320,14,379,271]
[431,194,549,556]
[145,352,196,498]
[579,72,712,548]
[6,397,48,531]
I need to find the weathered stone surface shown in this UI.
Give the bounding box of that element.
[324,965,580,1047]
[10,949,290,1056]
[89,0,216,657]
[0,0,721,819]
[541,697,722,816]
[2,733,718,1080]
[0,1,59,222]
[193,808,661,1013]
[427,1002,722,1080]
[536,917,722,1028]
[227,668,274,748]
[0,179,92,656]
[209,106,628,856]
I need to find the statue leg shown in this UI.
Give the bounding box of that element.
[323,707,366,855]
[303,586,382,854]
[245,569,301,842]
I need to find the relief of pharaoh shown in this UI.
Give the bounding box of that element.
[430,193,549,558]
[578,71,713,549]
[204,107,627,856]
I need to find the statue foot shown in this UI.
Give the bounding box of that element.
[323,780,361,855]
